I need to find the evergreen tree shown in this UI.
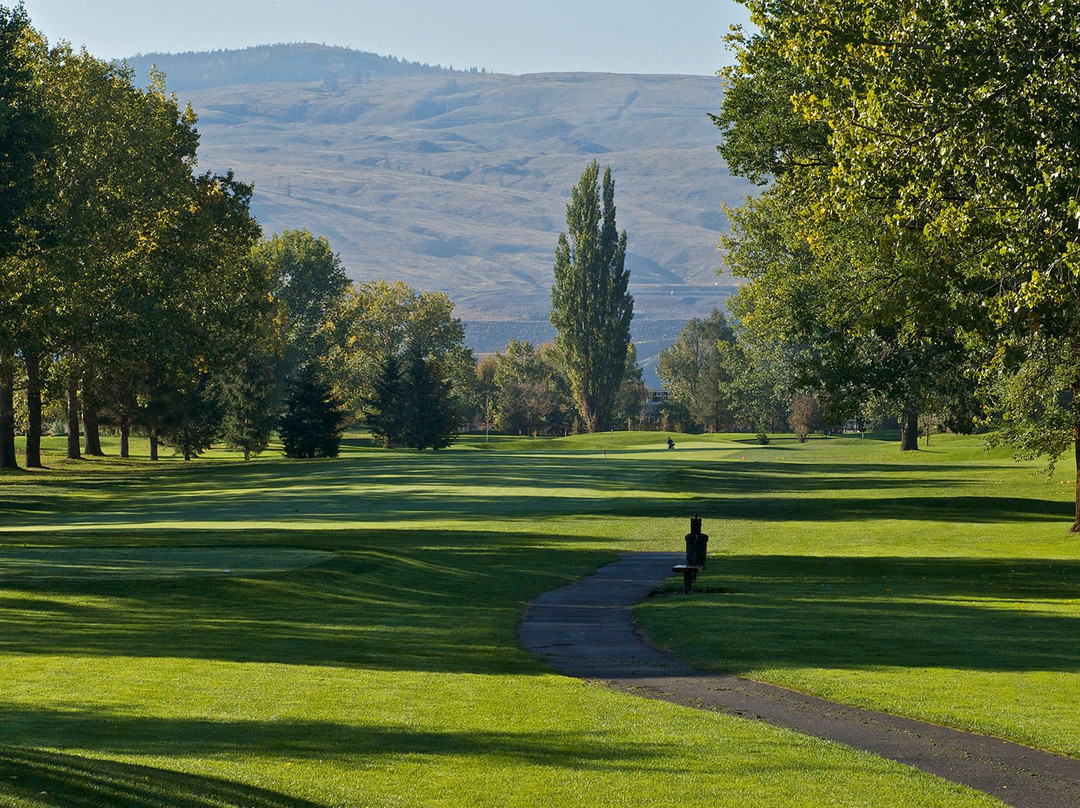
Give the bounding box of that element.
[219,347,279,460]
[550,161,633,433]
[398,344,456,450]
[158,375,222,461]
[279,367,346,458]
[365,352,404,448]
[365,345,456,450]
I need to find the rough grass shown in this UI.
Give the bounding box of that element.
[0,430,1056,806]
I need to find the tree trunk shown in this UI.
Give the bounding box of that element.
[1072,423,1080,533]
[66,374,81,460]
[119,421,130,459]
[83,397,104,456]
[0,353,18,470]
[899,404,919,452]
[149,430,158,461]
[580,399,598,433]
[243,446,250,461]
[24,351,43,468]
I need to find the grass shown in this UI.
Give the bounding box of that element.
[634,434,1080,756]
[0,430,1068,806]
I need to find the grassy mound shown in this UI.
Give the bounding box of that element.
[0,547,333,580]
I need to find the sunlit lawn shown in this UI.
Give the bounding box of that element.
[634,433,1080,757]
[0,428,1068,806]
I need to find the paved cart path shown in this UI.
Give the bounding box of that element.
[518,552,1080,808]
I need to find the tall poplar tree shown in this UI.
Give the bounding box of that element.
[550,161,633,433]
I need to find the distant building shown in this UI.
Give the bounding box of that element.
[641,389,670,426]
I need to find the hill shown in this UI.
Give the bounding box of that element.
[126,44,755,381]
[127,42,466,88]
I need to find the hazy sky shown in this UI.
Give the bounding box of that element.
[19,0,752,75]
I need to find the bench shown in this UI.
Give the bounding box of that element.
[672,563,702,595]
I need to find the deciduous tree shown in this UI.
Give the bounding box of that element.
[657,310,737,432]
[493,340,551,436]
[550,161,633,432]
[727,0,1080,524]
[335,279,473,426]
[790,393,824,443]
[249,229,348,371]
[718,333,791,444]
[613,343,647,430]
[0,6,49,469]
[717,14,979,452]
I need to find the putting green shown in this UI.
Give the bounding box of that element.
[0,547,333,579]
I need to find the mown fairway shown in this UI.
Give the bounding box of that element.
[1,432,1073,807]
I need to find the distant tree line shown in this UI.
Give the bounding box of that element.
[474,338,644,437]
[0,7,476,466]
[125,43,483,94]
[656,309,832,444]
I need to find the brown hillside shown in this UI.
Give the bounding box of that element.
[128,46,754,377]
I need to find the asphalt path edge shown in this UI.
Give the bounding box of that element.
[519,552,1080,808]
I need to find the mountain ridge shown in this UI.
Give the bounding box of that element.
[122,44,753,382]
[126,42,476,89]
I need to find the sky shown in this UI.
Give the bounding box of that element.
[18,0,752,76]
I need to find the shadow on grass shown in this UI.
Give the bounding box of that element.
[0,745,321,808]
[0,531,615,674]
[10,534,1075,678]
[648,555,1080,675]
[702,494,1072,524]
[0,451,1066,528]
[0,719,676,774]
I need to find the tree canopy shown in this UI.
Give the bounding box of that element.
[0,12,272,467]
[718,0,1080,527]
[657,310,737,433]
[0,6,486,466]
